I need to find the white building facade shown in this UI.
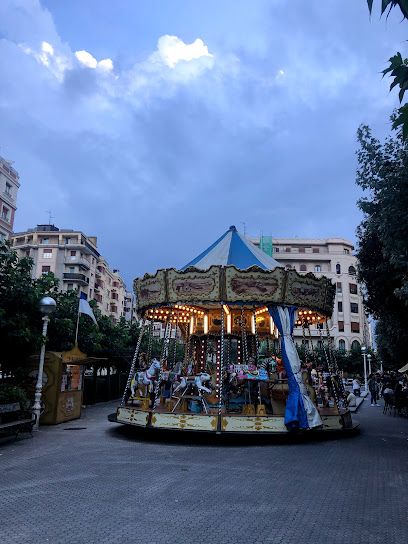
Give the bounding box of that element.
[0,156,20,241]
[250,237,372,351]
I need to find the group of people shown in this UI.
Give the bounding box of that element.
[351,372,408,413]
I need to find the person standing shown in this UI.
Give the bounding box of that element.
[368,374,380,406]
[352,376,361,397]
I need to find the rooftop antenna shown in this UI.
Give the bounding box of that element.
[45,210,54,225]
[240,221,247,236]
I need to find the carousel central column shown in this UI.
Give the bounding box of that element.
[218,304,225,416]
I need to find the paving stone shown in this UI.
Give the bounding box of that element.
[1,399,407,543]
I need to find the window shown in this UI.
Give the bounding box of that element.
[69,267,75,273]
[42,238,49,244]
[313,248,320,253]
[351,322,360,333]
[314,265,321,272]
[299,247,305,253]
[70,251,76,260]
[67,283,74,291]
[5,183,11,195]
[285,247,291,252]
[106,303,109,310]
[336,282,342,293]
[351,339,360,349]
[338,320,344,332]
[336,264,341,274]
[348,265,356,275]
[338,301,343,312]
[300,264,307,271]
[42,266,51,273]
[339,339,346,351]
[316,322,324,329]
[65,238,71,245]
[317,340,323,349]
[273,247,279,253]
[107,289,110,297]
[285,264,292,270]
[43,249,52,258]
[2,206,10,221]
[303,339,309,349]
[350,303,359,313]
[349,283,357,294]
[343,248,350,254]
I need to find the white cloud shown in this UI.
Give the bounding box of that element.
[75,50,113,71]
[151,35,213,68]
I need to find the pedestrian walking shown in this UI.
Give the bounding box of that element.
[368,373,380,406]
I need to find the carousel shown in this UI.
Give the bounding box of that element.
[112,226,357,435]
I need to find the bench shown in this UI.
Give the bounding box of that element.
[0,402,36,439]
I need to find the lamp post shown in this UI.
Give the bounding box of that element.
[367,353,372,375]
[33,297,56,430]
[361,346,368,393]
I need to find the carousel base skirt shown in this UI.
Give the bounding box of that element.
[111,404,358,435]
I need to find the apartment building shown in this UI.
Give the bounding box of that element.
[0,156,20,240]
[250,237,372,351]
[11,224,135,324]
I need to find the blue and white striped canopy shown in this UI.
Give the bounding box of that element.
[181,226,282,271]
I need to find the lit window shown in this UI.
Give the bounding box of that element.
[314,265,321,272]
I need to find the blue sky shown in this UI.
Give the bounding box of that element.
[0,0,406,287]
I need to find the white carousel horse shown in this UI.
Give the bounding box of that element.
[173,373,213,395]
[131,359,161,397]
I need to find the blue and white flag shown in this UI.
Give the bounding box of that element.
[79,292,98,325]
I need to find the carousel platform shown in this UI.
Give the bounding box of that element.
[110,402,358,436]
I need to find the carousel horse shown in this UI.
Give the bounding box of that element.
[130,359,161,397]
[173,373,213,395]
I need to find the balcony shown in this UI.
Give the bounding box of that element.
[94,283,100,290]
[64,256,90,270]
[62,273,89,285]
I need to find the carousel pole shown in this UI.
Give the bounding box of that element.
[121,317,146,406]
[153,307,173,412]
[218,303,225,417]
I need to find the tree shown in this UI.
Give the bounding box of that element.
[367,1,408,138]
[0,240,59,376]
[355,124,408,368]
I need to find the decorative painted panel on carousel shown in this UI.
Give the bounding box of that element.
[224,265,285,303]
[133,269,167,310]
[167,265,222,303]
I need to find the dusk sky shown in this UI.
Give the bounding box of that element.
[1,0,406,288]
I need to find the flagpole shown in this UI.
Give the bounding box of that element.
[75,295,81,345]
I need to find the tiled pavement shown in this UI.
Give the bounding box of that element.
[1,398,407,544]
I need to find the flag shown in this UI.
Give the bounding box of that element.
[79,292,98,325]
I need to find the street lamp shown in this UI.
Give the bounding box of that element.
[33,297,56,430]
[367,353,372,375]
[361,346,368,393]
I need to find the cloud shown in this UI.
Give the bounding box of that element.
[151,35,213,68]
[75,50,114,72]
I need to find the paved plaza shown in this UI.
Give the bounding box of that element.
[1,398,408,544]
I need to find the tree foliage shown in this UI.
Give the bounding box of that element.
[355,124,408,368]
[367,1,408,138]
[0,241,185,379]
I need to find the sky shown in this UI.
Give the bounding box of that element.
[0,0,406,288]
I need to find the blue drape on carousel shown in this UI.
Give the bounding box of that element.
[268,305,322,430]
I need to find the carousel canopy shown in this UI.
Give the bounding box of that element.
[181,225,282,271]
